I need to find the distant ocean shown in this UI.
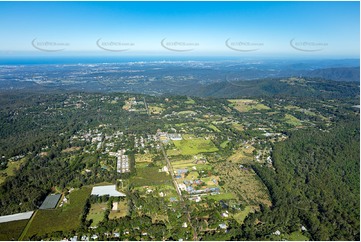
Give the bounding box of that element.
[0,56,245,65]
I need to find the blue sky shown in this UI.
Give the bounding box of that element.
[0,1,359,58]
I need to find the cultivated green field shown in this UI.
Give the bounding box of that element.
[172,135,218,155]
[24,186,91,239]
[0,219,29,240]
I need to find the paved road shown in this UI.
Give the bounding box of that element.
[160,144,198,240]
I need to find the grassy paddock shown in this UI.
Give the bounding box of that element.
[172,136,218,156]
[0,158,27,185]
[232,206,253,224]
[130,166,172,187]
[0,219,29,241]
[135,154,153,163]
[109,200,129,219]
[284,114,302,126]
[228,99,270,112]
[86,202,108,226]
[206,192,237,201]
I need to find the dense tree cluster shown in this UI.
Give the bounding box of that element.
[235,119,360,240]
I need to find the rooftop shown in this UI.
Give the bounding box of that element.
[91,185,126,197]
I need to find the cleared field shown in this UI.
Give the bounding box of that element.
[215,162,271,206]
[171,159,194,169]
[109,200,128,219]
[185,98,195,104]
[61,147,81,153]
[167,148,182,156]
[0,219,29,241]
[148,105,164,114]
[130,166,172,187]
[0,158,27,185]
[152,214,169,223]
[206,192,237,201]
[87,202,107,226]
[122,100,132,110]
[135,153,153,163]
[285,231,309,241]
[172,135,218,156]
[228,99,270,112]
[178,110,197,115]
[208,124,221,132]
[220,141,229,148]
[232,206,253,224]
[227,145,254,163]
[285,105,328,121]
[24,186,91,239]
[170,158,212,172]
[284,114,302,126]
[231,123,244,131]
[187,170,200,179]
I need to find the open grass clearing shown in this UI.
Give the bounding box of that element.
[186,170,200,179]
[149,105,164,114]
[215,162,271,206]
[285,105,328,121]
[208,124,221,132]
[231,123,244,131]
[152,214,169,223]
[130,166,172,187]
[227,145,255,163]
[178,110,197,116]
[86,202,108,227]
[170,159,212,172]
[185,98,195,104]
[171,159,194,169]
[172,135,218,156]
[220,141,229,148]
[206,192,237,201]
[285,231,309,241]
[0,158,27,185]
[62,146,81,153]
[109,200,129,219]
[284,114,302,126]
[232,206,253,224]
[135,153,153,163]
[228,99,270,112]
